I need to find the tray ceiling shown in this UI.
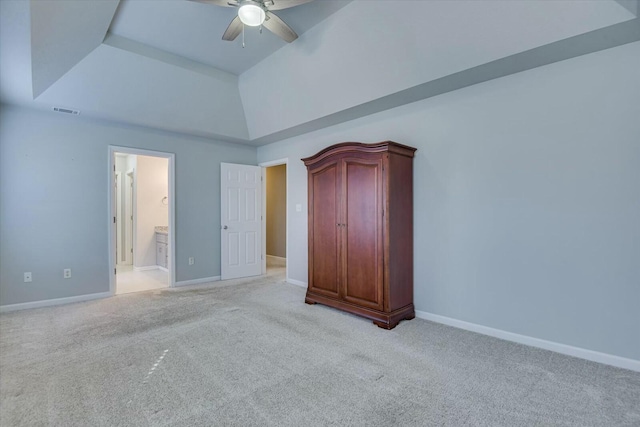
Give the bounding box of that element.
[0,0,637,145]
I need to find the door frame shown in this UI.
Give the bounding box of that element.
[125,169,135,265]
[259,158,289,279]
[115,170,123,265]
[108,146,176,295]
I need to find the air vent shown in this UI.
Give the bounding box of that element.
[52,107,80,115]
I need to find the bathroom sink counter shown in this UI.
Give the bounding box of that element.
[154,226,168,235]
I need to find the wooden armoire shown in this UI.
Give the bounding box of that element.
[302,141,416,329]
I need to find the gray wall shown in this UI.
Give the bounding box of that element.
[266,165,286,258]
[239,0,633,139]
[0,105,256,305]
[257,41,640,360]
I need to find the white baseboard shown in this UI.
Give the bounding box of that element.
[0,292,112,313]
[134,265,159,272]
[415,310,640,372]
[174,276,221,287]
[286,278,307,288]
[158,266,169,273]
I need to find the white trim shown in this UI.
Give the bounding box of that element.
[125,168,135,266]
[286,278,307,288]
[174,276,221,287]
[131,164,137,270]
[414,310,640,372]
[259,158,289,281]
[133,265,159,272]
[115,171,123,264]
[259,158,289,168]
[261,166,267,275]
[0,292,112,313]
[158,266,169,273]
[108,146,176,295]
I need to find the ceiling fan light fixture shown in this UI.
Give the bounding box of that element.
[238,2,265,27]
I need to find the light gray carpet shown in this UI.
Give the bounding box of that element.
[1,268,639,426]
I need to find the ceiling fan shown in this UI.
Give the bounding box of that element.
[190,0,314,43]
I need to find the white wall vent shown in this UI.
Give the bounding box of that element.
[52,107,80,115]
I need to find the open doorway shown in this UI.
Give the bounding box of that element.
[260,159,288,277]
[109,147,175,295]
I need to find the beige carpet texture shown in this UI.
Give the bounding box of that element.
[1,269,639,426]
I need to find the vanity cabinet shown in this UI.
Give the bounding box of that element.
[156,232,168,269]
[302,141,416,329]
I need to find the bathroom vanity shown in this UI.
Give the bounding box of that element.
[155,226,168,269]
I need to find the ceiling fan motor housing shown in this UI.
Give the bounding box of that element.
[191,0,312,43]
[238,1,266,27]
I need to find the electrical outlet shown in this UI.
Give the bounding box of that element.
[188,257,194,265]
[64,269,71,279]
[24,272,32,282]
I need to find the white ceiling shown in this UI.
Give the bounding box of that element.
[31,0,120,98]
[109,0,352,75]
[0,0,638,145]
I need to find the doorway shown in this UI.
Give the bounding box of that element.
[260,159,288,278]
[109,147,176,295]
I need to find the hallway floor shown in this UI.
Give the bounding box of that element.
[116,265,168,295]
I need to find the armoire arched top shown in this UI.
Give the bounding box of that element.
[302,141,416,168]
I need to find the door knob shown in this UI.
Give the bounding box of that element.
[223,225,228,230]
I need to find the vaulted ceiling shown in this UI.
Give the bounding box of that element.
[1,0,638,146]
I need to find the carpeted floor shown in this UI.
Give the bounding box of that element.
[1,268,639,426]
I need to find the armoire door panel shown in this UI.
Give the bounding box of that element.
[342,158,384,310]
[309,162,340,297]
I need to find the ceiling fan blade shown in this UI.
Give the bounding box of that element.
[263,11,298,42]
[222,16,243,41]
[265,0,314,11]
[187,0,237,7]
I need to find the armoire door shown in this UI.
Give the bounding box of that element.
[341,156,384,310]
[308,160,341,298]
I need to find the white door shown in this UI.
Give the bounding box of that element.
[221,163,262,280]
[125,171,134,265]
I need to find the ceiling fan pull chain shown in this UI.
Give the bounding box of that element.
[242,24,245,48]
